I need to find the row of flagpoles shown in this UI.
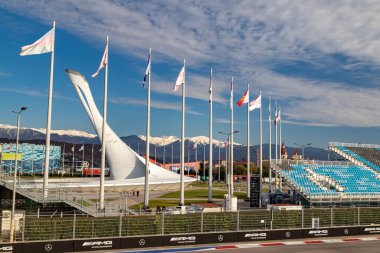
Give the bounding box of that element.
[18,21,283,210]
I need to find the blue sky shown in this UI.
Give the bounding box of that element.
[0,1,380,148]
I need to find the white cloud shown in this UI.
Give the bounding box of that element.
[3,1,380,127]
[109,96,204,116]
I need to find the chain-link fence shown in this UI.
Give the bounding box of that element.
[1,207,380,243]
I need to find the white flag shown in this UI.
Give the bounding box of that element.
[71,145,75,152]
[92,45,108,78]
[79,145,84,152]
[20,28,54,56]
[249,94,262,111]
[173,66,185,92]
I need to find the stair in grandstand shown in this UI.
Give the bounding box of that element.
[329,143,380,178]
[0,172,138,217]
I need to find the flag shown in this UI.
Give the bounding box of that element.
[209,69,213,104]
[193,143,198,150]
[142,52,151,87]
[249,94,261,111]
[222,139,228,148]
[79,145,84,152]
[71,146,75,152]
[92,45,108,78]
[20,28,54,56]
[274,110,281,125]
[99,148,102,152]
[173,65,185,92]
[237,88,249,107]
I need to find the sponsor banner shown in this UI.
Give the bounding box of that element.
[163,234,202,246]
[332,227,359,237]
[239,231,269,241]
[1,153,22,161]
[74,238,120,252]
[0,243,22,253]
[21,241,73,253]
[269,229,303,240]
[303,228,332,238]
[357,226,380,235]
[202,232,238,244]
[120,236,162,249]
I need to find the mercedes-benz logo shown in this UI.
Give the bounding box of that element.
[44,244,53,252]
[218,235,224,242]
[344,229,349,235]
[285,232,291,238]
[139,239,146,246]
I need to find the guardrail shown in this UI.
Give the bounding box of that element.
[329,142,380,149]
[1,207,380,243]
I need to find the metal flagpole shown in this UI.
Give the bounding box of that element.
[43,20,56,198]
[218,144,221,181]
[99,35,109,211]
[180,59,186,206]
[144,48,151,208]
[208,68,213,202]
[203,144,206,181]
[171,142,174,164]
[247,83,251,199]
[91,143,94,176]
[278,106,282,164]
[259,91,263,208]
[268,96,272,193]
[225,140,228,183]
[230,77,234,198]
[275,101,278,163]
[187,141,190,176]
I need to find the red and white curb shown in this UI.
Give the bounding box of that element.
[210,236,380,250]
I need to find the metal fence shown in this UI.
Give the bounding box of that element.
[2,207,380,243]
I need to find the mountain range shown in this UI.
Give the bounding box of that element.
[0,124,334,163]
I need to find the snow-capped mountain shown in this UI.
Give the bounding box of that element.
[0,124,98,144]
[136,135,240,147]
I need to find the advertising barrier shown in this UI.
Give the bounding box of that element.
[2,225,380,252]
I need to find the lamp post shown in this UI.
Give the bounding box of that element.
[294,142,312,160]
[10,106,27,242]
[218,130,239,204]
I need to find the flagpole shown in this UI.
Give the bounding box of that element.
[275,101,278,163]
[230,76,234,201]
[259,90,263,208]
[144,48,151,208]
[246,83,251,199]
[268,96,272,193]
[279,106,282,164]
[203,144,206,180]
[99,35,109,211]
[180,59,186,207]
[43,20,55,199]
[218,144,221,182]
[208,68,213,202]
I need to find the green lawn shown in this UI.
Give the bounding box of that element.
[158,189,246,199]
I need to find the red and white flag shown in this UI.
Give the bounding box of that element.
[249,94,261,111]
[236,88,249,107]
[20,28,54,56]
[173,66,185,92]
[92,45,108,78]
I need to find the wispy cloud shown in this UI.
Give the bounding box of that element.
[0,71,12,77]
[0,87,75,100]
[3,1,380,127]
[109,96,204,116]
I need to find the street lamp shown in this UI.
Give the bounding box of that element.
[10,106,27,242]
[294,142,312,161]
[218,130,239,202]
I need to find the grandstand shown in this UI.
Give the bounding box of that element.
[273,142,380,206]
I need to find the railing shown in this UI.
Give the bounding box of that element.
[1,207,380,243]
[329,142,380,149]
